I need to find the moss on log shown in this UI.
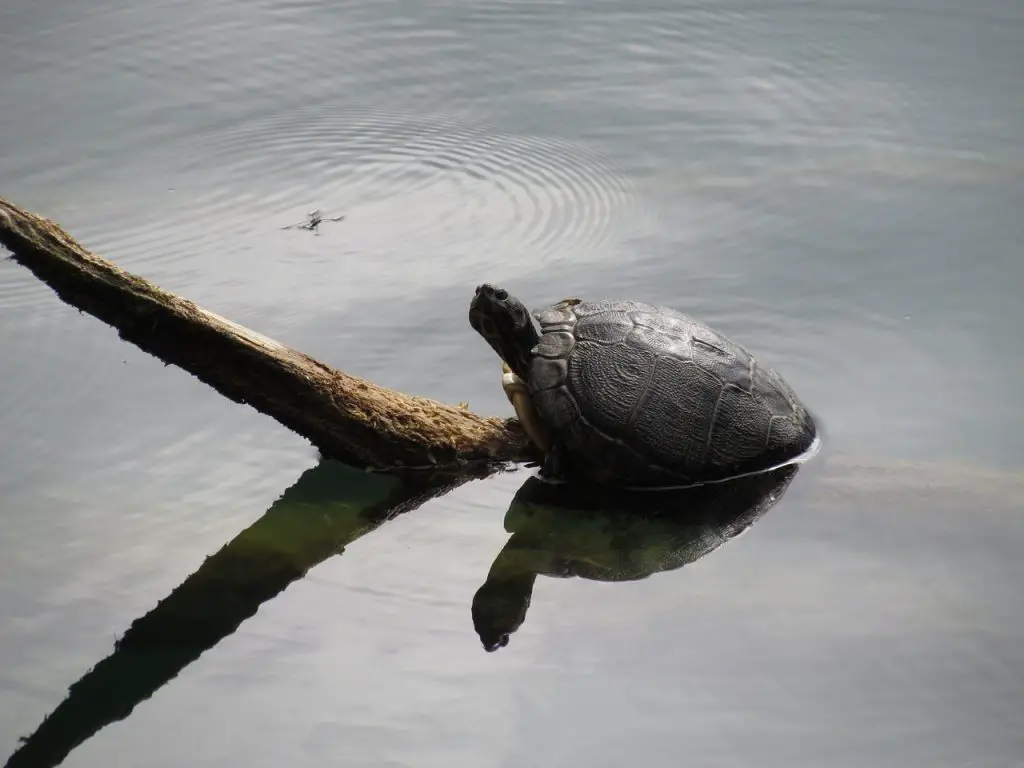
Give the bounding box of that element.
[0,196,540,473]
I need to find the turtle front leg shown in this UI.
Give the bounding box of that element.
[501,362,551,453]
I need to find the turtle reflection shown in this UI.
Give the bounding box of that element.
[472,464,800,651]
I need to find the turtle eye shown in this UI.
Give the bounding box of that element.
[494,289,508,301]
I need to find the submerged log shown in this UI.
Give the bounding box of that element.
[0,196,539,473]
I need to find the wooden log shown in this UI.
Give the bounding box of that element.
[0,197,540,473]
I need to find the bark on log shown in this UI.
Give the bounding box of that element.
[0,196,540,473]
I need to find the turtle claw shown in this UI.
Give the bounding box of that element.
[539,441,569,481]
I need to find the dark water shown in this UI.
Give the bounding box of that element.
[1,0,1022,765]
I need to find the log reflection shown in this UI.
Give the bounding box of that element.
[4,461,473,768]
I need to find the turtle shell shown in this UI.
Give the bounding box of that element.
[527,298,816,487]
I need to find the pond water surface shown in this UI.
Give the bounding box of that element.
[1,1,1022,766]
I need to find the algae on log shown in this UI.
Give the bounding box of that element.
[0,196,540,472]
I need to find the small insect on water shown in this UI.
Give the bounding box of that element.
[281,208,345,235]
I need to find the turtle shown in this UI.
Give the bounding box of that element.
[468,283,817,488]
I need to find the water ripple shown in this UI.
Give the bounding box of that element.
[1,107,642,328]
[53,105,641,320]
[195,105,635,250]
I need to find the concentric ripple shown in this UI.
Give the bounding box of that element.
[170,106,641,293]
[24,105,645,320]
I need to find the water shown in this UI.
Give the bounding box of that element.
[1,0,1022,765]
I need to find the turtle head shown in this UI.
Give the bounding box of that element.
[469,284,539,380]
